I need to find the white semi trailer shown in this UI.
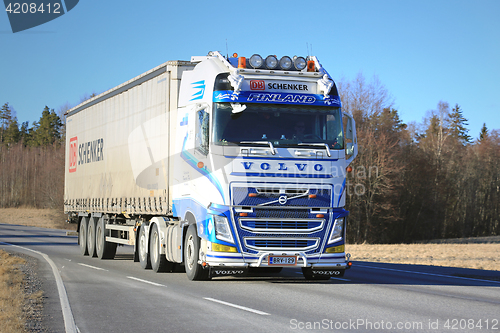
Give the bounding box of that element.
[64,51,358,280]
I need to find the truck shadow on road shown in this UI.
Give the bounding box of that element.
[338,261,500,287]
[208,263,500,287]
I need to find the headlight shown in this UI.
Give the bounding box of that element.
[328,217,344,244]
[249,54,263,68]
[279,56,293,70]
[293,56,307,70]
[214,215,234,244]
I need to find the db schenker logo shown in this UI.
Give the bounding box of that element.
[68,136,77,173]
[3,0,79,33]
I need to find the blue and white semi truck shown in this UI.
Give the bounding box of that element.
[64,51,358,280]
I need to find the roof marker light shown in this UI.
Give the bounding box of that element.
[249,54,264,68]
[307,60,315,72]
[265,55,278,69]
[279,56,293,70]
[238,57,246,68]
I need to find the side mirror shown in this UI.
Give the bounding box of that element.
[345,142,354,156]
[343,112,358,165]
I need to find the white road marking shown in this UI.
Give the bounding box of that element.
[203,297,270,315]
[0,241,77,333]
[127,276,166,287]
[356,264,500,284]
[78,263,108,271]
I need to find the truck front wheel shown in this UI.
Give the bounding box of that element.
[184,224,209,281]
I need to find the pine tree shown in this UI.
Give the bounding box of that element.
[447,104,471,145]
[30,106,63,146]
[4,118,20,145]
[0,103,13,143]
[19,121,30,145]
[0,103,21,145]
[479,123,488,142]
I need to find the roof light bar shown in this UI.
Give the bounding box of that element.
[232,53,311,71]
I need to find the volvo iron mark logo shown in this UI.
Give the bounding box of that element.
[279,195,288,205]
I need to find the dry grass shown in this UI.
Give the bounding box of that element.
[0,250,27,333]
[0,207,76,231]
[347,243,500,271]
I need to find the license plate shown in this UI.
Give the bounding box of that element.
[268,256,297,266]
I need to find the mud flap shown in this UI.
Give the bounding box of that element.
[209,267,249,278]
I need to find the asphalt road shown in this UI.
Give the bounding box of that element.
[1,223,500,333]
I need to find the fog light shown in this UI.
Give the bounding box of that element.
[325,244,345,253]
[212,243,238,252]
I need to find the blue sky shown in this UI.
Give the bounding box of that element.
[1,0,499,139]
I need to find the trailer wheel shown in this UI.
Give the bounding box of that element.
[96,217,117,260]
[150,224,173,273]
[301,267,330,280]
[184,224,209,281]
[87,217,97,258]
[138,226,151,269]
[79,217,89,256]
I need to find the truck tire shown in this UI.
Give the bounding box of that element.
[138,226,151,269]
[184,224,209,281]
[87,217,97,258]
[96,217,117,260]
[79,217,89,256]
[150,224,174,273]
[301,267,330,280]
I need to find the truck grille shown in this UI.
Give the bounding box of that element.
[244,238,318,251]
[239,218,324,233]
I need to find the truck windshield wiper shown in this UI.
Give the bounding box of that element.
[240,141,276,155]
[297,143,331,157]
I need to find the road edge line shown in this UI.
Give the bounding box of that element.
[0,241,78,333]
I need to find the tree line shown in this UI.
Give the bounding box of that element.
[0,103,64,208]
[340,74,500,243]
[1,77,499,243]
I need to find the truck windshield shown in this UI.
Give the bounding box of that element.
[213,103,344,149]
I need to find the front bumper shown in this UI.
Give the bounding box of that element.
[203,250,351,270]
